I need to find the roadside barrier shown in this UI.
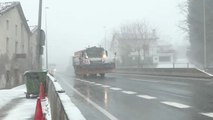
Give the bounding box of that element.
[47,73,86,120]
[115,68,213,78]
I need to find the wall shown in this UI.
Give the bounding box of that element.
[47,74,86,120]
[115,68,213,78]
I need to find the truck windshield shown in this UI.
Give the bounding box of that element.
[86,47,104,58]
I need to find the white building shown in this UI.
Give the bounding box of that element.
[0,2,41,88]
[153,44,176,64]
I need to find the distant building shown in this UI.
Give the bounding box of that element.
[0,2,41,88]
[153,44,176,64]
[111,30,158,66]
[111,32,175,66]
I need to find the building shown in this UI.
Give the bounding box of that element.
[0,2,41,88]
[111,32,175,67]
[153,44,176,64]
[111,30,158,66]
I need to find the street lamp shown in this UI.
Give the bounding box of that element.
[104,26,106,49]
[45,7,49,70]
[38,0,43,70]
[203,0,207,70]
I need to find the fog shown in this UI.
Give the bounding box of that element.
[2,0,187,71]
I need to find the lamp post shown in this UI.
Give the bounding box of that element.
[104,26,106,49]
[37,0,43,70]
[45,7,49,70]
[203,0,207,70]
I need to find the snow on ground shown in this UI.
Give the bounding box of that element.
[0,85,36,120]
[0,85,26,109]
[3,99,36,120]
[0,84,51,120]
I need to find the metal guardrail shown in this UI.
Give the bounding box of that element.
[115,68,213,79]
[117,63,194,69]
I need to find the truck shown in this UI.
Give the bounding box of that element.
[73,46,115,77]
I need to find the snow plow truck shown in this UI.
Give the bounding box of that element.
[73,46,115,77]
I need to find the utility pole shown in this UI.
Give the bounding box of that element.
[104,26,106,49]
[45,7,49,70]
[203,0,207,70]
[38,0,42,69]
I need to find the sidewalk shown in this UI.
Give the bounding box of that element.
[0,85,36,120]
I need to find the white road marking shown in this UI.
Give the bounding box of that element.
[89,82,96,84]
[85,81,91,83]
[200,112,213,118]
[110,87,122,91]
[161,101,191,108]
[76,79,82,81]
[131,78,159,83]
[83,80,89,83]
[102,85,110,88]
[132,78,188,86]
[75,78,81,81]
[137,95,156,99]
[95,83,102,86]
[122,91,137,95]
[63,80,119,120]
[77,80,96,84]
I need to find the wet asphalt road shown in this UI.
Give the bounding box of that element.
[56,72,213,120]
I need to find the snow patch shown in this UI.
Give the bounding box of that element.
[3,99,36,120]
[59,93,86,120]
[53,82,65,93]
[47,73,57,82]
[41,98,52,120]
[0,85,25,108]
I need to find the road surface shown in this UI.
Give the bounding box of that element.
[56,72,213,120]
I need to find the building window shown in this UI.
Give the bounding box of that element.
[15,42,18,53]
[6,20,9,30]
[15,24,18,36]
[14,69,19,84]
[21,23,24,43]
[6,37,9,53]
[22,44,24,53]
[5,70,10,82]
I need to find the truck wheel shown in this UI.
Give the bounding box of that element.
[100,73,105,78]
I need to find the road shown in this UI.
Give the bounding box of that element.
[56,72,213,120]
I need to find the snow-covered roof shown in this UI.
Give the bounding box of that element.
[0,2,18,15]
[29,25,38,33]
[0,2,32,34]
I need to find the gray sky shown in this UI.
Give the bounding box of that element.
[2,0,186,71]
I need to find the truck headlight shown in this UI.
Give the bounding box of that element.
[103,54,107,59]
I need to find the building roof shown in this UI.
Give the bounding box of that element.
[0,2,17,14]
[29,25,38,33]
[0,2,32,34]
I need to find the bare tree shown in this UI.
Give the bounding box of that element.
[110,21,158,66]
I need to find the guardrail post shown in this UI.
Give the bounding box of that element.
[173,63,175,68]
